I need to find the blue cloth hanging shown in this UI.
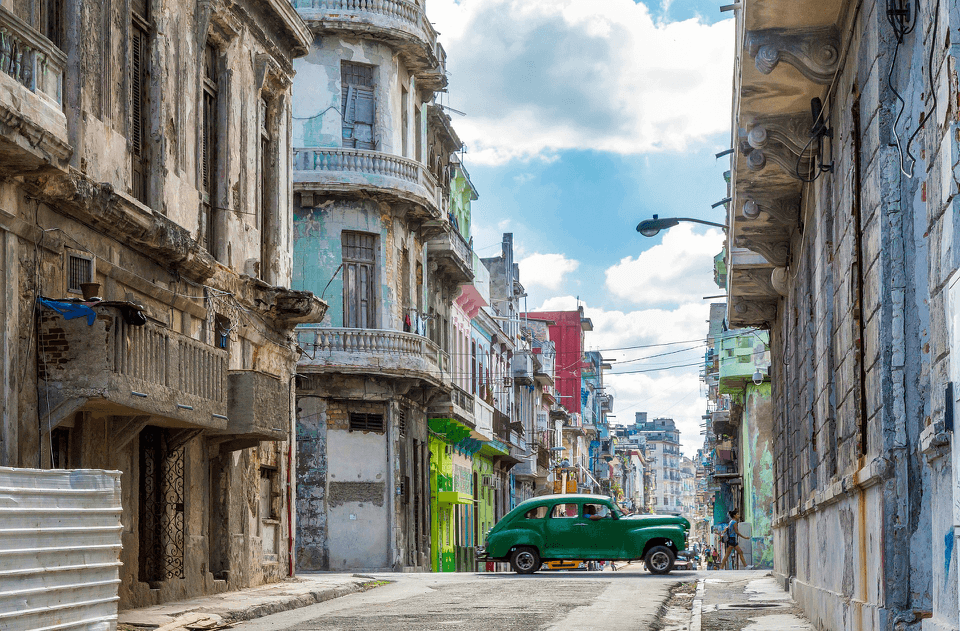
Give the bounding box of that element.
[39,298,97,326]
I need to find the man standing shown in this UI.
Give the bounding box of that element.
[719,510,747,569]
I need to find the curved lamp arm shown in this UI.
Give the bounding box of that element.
[635,215,728,237]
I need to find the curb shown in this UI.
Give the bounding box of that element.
[220,581,368,624]
[690,578,705,631]
[120,578,386,630]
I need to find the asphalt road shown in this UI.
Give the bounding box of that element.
[231,565,707,631]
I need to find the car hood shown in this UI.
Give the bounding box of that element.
[622,514,690,528]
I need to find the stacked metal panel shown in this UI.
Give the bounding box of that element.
[0,467,123,631]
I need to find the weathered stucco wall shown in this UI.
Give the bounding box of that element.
[766,0,938,626]
[293,36,420,161]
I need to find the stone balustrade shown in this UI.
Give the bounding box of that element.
[298,326,448,383]
[294,147,441,215]
[0,7,65,105]
[290,0,445,87]
[38,306,228,429]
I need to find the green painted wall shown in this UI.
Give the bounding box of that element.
[473,455,495,546]
[429,435,456,572]
[742,382,774,568]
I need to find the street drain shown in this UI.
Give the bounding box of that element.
[718,602,786,610]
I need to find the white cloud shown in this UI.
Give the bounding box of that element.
[604,224,724,308]
[519,253,580,291]
[432,0,734,164]
[535,295,710,456]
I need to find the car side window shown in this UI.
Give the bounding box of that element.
[583,503,612,519]
[550,503,579,518]
[524,506,548,519]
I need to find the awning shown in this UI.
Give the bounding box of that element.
[478,438,510,457]
[437,491,474,505]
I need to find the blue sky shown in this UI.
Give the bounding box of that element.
[431,0,735,454]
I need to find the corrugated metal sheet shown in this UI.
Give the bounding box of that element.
[0,467,123,631]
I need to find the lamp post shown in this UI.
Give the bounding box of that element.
[635,214,728,238]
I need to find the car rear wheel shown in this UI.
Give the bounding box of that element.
[645,546,675,575]
[510,547,540,574]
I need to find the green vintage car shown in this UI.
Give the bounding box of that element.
[477,494,690,575]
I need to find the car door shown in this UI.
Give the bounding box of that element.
[579,502,625,559]
[543,502,585,558]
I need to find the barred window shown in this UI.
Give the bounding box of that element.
[349,413,384,433]
[67,254,93,293]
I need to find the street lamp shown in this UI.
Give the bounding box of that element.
[635,214,728,238]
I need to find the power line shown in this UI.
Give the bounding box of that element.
[608,361,704,375]
[595,338,706,352]
[613,344,706,366]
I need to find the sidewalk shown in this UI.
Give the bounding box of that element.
[117,574,388,630]
[693,571,813,631]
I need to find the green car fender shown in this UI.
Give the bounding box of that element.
[486,526,545,559]
[625,523,688,557]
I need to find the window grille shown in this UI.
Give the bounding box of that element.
[67,254,93,293]
[349,413,384,433]
[397,408,406,437]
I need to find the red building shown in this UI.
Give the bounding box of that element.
[523,306,593,415]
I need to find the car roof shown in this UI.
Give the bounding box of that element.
[521,494,613,504]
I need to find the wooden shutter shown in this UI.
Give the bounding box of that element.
[130,21,148,203]
[341,62,375,150]
[342,232,376,328]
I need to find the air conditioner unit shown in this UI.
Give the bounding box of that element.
[444,444,454,456]
[481,474,495,488]
[503,376,513,386]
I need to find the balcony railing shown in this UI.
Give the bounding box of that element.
[294,148,441,213]
[38,306,228,429]
[426,223,473,283]
[298,326,448,382]
[290,0,445,86]
[0,7,65,105]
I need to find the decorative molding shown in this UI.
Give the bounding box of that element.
[770,267,789,296]
[731,297,777,326]
[738,190,801,229]
[734,231,790,267]
[738,114,816,179]
[739,268,778,297]
[746,27,840,85]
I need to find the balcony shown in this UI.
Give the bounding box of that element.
[511,351,534,385]
[291,0,446,90]
[297,326,448,386]
[429,384,475,426]
[0,7,71,173]
[295,148,441,218]
[38,305,227,430]
[424,221,473,284]
[220,370,291,444]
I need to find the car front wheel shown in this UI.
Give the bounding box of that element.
[510,547,540,574]
[645,546,675,575]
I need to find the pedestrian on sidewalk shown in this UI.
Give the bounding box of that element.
[720,510,747,570]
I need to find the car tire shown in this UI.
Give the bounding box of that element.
[510,547,540,575]
[645,546,675,575]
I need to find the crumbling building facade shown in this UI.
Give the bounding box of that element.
[0,0,323,609]
[290,0,457,571]
[726,0,960,625]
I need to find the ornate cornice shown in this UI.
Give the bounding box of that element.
[746,27,840,84]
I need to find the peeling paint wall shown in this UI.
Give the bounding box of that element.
[0,0,313,611]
